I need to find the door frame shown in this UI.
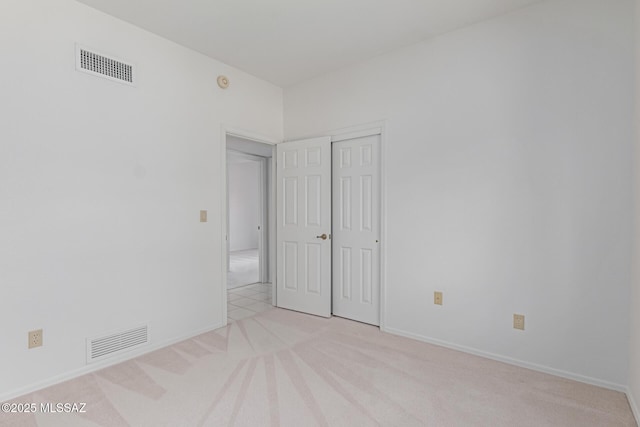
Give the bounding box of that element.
[220,126,279,326]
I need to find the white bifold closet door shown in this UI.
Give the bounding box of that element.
[276,137,332,317]
[332,134,381,326]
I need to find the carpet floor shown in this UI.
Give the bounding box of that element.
[1,308,636,426]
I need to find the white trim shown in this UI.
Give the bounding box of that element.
[220,127,229,325]
[380,125,388,329]
[286,120,387,144]
[269,155,276,302]
[0,321,225,403]
[331,127,382,143]
[258,157,268,283]
[225,127,280,145]
[226,154,231,273]
[381,325,627,392]
[227,149,267,162]
[627,388,640,425]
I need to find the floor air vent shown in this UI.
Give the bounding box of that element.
[87,325,148,363]
[76,45,135,86]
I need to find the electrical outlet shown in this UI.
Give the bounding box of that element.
[513,314,525,331]
[434,291,443,305]
[28,329,43,349]
[200,210,208,223]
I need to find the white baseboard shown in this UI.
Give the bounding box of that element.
[381,325,626,393]
[0,321,226,403]
[627,388,639,426]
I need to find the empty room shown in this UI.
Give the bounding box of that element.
[1,0,640,426]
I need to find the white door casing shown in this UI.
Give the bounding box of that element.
[276,137,332,317]
[332,134,381,325]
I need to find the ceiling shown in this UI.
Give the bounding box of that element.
[76,0,542,87]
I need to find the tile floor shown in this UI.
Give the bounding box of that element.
[227,249,259,289]
[227,282,273,323]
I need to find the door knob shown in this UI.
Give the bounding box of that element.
[316,233,328,240]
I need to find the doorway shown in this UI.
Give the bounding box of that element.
[227,151,263,288]
[224,133,276,323]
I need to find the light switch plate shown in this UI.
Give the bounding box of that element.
[200,210,207,223]
[434,291,443,305]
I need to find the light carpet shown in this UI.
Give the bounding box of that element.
[1,308,636,426]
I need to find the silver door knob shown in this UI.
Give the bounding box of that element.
[316,233,328,240]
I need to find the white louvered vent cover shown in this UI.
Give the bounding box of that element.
[76,45,135,86]
[87,325,148,363]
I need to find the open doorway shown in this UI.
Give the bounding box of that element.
[227,152,262,288]
[225,134,276,323]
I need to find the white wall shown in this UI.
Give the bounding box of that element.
[0,0,282,399]
[630,0,640,418]
[228,160,261,251]
[285,0,634,387]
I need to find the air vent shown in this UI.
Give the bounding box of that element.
[87,325,148,363]
[76,45,135,86]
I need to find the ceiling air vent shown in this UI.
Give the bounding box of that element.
[87,324,148,363]
[76,45,135,86]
